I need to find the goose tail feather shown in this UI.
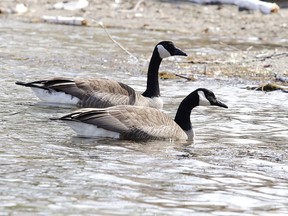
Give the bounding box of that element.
[15,81,50,91]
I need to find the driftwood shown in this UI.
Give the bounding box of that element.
[255,52,288,61]
[274,73,288,83]
[41,15,88,26]
[246,83,288,93]
[189,0,279,14]
[0,3,27,14]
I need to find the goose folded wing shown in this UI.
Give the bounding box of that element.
[80,92,130,108]
[107,106,187,140]
[60,108,129,133]
[78,81,137,107]
[75,79,132,95]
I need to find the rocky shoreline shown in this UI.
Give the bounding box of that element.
[1,0,287,84]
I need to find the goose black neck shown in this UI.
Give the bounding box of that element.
[174,91,199,131]
[142,49,161,98]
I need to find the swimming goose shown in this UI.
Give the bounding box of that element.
[57,88,228,141]
[15,41,187,109]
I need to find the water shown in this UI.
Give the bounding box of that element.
[0,20,287,215]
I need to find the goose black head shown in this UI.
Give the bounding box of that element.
[156,41,187,59]
[196,88,228,108]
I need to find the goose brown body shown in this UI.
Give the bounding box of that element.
[15,41,187,109]
[61,106,188,140]
[58,88,228,141]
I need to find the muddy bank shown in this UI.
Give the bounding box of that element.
[1,0,287,82]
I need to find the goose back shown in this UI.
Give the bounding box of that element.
[75,79,130,95]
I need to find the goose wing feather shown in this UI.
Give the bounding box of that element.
[49,78,133,100]
[60,108,129,132]
[80,92,130,108]
[75,79,132,95]
[16,78,87,99]
[79,81,137,107]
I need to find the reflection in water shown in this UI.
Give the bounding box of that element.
[0,20,287,215]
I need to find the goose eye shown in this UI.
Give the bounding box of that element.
[206,92,212,98]
[206,92,215,100]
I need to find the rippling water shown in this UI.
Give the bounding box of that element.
[0,20,287,215]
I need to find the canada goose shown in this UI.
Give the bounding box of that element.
[15,41,187,109]
[57,88,228,141]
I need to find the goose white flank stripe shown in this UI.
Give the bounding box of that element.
[65,121,120,138]
[15,41,187,109]
[31,87,80,105]
[56,88,228,142]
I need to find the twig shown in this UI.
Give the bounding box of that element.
[120,0,145,12]
[98,21,137,60]
[219,42,241,51]
[131,0,145,11]
[255,52,288,61]
[246,46,254,51]
[175,74,193,81]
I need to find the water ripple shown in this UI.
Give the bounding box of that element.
[0,19,287,215]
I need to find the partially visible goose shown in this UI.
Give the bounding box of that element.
[15,41,187,109]
[57,88,228,142]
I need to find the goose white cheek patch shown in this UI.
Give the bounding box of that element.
[198,91,211,106]
[157,45,171,59]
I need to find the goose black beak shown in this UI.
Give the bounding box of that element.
[174,47,188,56]
[213,100,228,109]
